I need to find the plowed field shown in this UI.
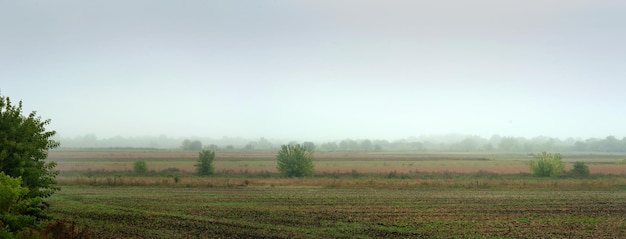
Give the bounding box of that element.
[49,186,626,238]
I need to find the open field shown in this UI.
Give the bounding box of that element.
[49,150,626,175]
[48,186,626,238]
[45,149,626,238]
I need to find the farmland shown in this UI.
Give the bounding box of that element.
[46,149,626,238]
[49,186,626,238]
[49,150,626,175]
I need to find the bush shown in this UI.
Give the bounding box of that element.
[133,161,148,174]
[195,150,215,176]
[529,152,565,177]
[276,144,314,177]
[0,172,41,233]
[0,95,60,200]
[569,162,590,178]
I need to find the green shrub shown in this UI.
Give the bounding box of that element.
[0,172,42,233]
[569,162,590,178]
[276,144,314,177]
[133,161,148,174]
[195,150,215,176]
[529,152,565,177]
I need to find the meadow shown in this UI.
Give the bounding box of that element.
[46,149,626,238]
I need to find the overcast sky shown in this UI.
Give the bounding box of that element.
[1,0,625,141]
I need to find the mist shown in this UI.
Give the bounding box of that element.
[2,1,626,141]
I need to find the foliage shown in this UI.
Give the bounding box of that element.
[181,140,202,151]
[133,161,148,174]
[0,95,59,230]
[195,150,215,176]
[302,141,316,151]
[276,144,314,177]
[569,162,590,178]
[0,95,60,199]
[0,172,44,233]
[1,219,91,239]
[529,152,565,177]
[0,173,27,214]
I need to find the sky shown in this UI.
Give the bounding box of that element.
[1,0,625,141]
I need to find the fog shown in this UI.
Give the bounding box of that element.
[2,1,626,142]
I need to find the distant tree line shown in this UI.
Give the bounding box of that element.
[59,134,626,153]
[202,135,626,153]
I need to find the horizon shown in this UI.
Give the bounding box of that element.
[55,132,623,146]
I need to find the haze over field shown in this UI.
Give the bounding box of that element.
[2,1,625,141]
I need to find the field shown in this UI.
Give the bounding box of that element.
[50,150,626,175]
[49,186,626,238]
[45,150,626,238]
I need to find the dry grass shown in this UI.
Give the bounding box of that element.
[50,150,626,174]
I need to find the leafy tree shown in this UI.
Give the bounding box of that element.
[276,144,314,177]
[256,137,273,150]
[339,139,358,151]
[360,139,373,151]
[182,139,202,151]
[319,142,338,152]
[205,144,219,151]
[529,152,565,177]
[0,173,28,215]
[133,161,148,174]
[195,150,215,176]
[0,172,42,232]
[569,162,590,178]
[499,137,521,152]
[0,95,59,201]
[302,141,316,152]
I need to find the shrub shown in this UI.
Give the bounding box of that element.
[529,152,565,177]
[195,150,215,176]
[569,162,590,178]
[133,161,148,174]
[0,172,41,233]
[276,144,314,177]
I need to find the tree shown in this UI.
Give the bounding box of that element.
[0,95,59,231]
[0,172,40,232]
[0,95,59,198]
[195,149,215,176]
[529,152,565,177]
[339,139,358,151]
[569,162,590,178]
[499,137,520,152]
[182,139,202,151]
[302,141,316,152]
[320,142,338,152]
[133,161,148,174]
[360,139,373,151]
[276,144,314,177]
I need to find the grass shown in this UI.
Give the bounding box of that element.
[48,185,626,238]
[49,150,626,174]
[43,149,626,238]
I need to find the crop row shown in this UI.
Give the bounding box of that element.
[47,186,626,238]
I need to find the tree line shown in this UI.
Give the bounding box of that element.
[181,136,626,153]
[60,134,626,153]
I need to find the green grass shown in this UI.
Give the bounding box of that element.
[47,185,626,238]
[45,150,626,238]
